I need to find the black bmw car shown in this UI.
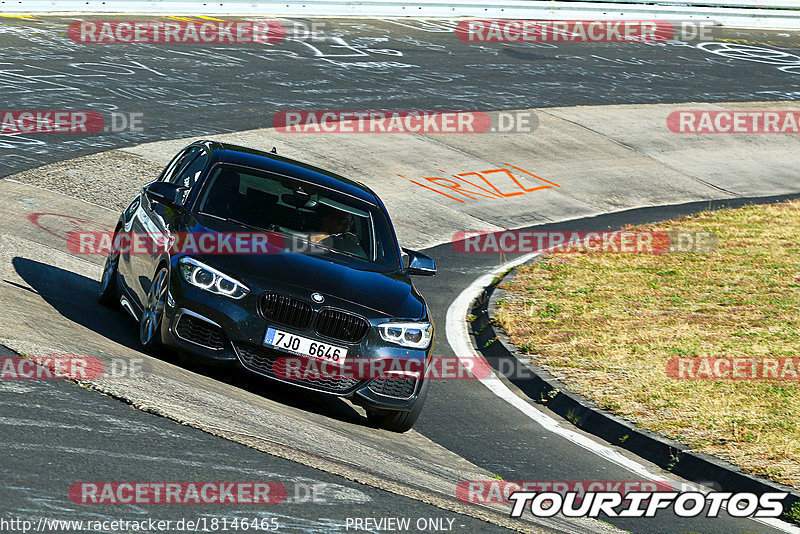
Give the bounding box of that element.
[98,140,437,432]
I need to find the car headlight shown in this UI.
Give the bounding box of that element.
[179,257,249,299]
[378,322,432,349]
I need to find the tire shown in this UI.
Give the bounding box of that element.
[367,378,429,433]
[139,265,169,351]
[97,250,120,307]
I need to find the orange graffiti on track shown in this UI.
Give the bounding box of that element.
[405,164,559,203]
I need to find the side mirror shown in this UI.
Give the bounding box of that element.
[144,182,187,209]
[402,248,436,276]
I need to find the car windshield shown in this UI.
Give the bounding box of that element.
[196,164,401,270]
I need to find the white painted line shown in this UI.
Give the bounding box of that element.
[445,252,800,533]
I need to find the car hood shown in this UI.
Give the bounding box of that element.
[182,217,426,319]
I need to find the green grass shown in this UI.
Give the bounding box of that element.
[494,200,800,489]
[786,501,800,523]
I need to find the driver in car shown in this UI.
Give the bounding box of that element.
[310,204,366,258]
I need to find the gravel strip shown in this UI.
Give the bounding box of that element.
[4,150,162,211]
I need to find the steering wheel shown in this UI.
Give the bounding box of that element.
[332,231,361,244]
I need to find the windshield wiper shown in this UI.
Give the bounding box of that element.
[226,218,279,232]
[200,212,279,233]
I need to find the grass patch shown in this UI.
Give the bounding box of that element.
[787,501,800,523]
[494,200,800,489]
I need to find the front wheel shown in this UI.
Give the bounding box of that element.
[139,265,169,351]
[367,379,429,433]
[97,251,120,307]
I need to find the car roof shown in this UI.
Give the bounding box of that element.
[201,140,380,205]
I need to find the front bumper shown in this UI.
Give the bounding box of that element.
[161,270,433,411]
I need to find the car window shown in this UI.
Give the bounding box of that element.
[158,147,192,183]
[171,148,208,189]
[197,164,400,270]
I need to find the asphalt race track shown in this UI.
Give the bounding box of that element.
[2,15,800,534]
[2,17,800,176]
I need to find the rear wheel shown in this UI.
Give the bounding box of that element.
[367,379,429,433]
[139,265,169,351]
[97,251,120,307]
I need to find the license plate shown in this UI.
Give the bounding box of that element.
[264,327,347,364]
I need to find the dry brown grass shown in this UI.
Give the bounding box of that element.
[495,200,800,489]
